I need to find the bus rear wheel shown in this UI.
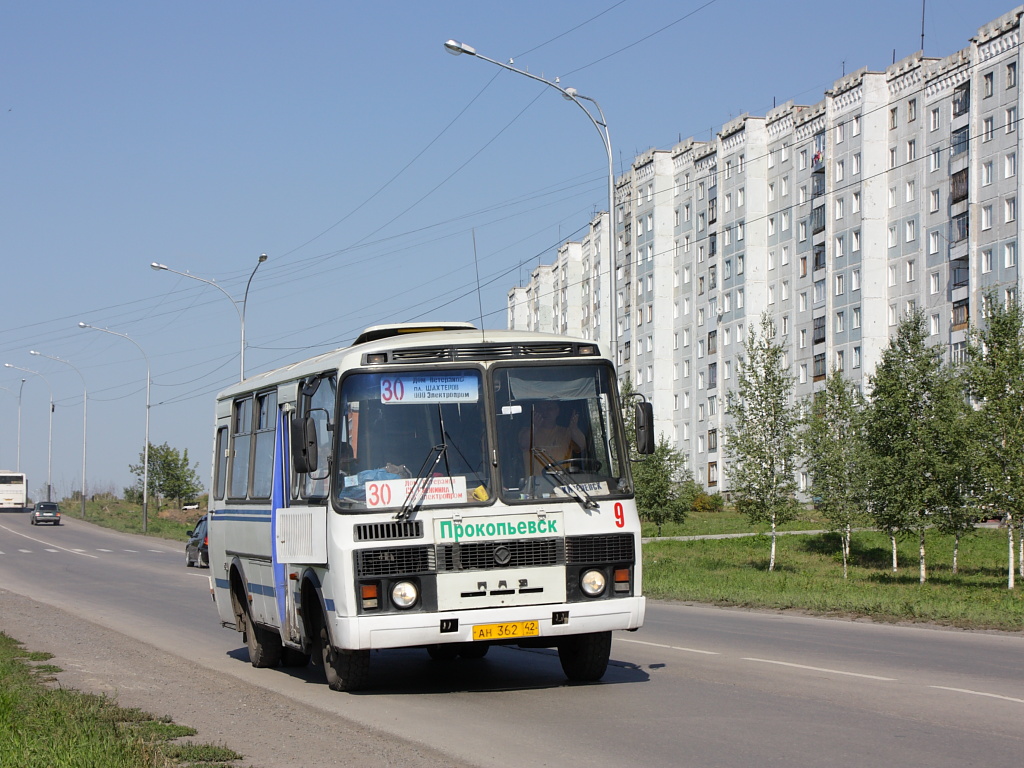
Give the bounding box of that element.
[314,620,369,692]
[242,602,282,668]
[557,631,611,682]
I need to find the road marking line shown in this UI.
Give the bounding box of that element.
[618,638,720,655]
[44,548,58,552]
[123,549,138,552]
[930,685,1024,703]
[18,549,31,553]
[147,549,165,553]
[0,523,99,558]
[743,657,896,681]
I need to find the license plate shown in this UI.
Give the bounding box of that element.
[472,620,540,641]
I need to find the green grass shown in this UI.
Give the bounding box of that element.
[0,632,245,768]
[644,528,1024,630]
[74,497,199,541]
[641,505,830,538]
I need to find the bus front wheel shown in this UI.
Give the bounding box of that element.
[557,631,611,682]
[314,620,369,692]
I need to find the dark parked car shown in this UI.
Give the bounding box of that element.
[185,514,209,568]
[30,502,61,525]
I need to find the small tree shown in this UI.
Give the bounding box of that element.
[964,294,1024,589]
[863,311,970,583]
[130,442,204,510]
[724,313,801,571]
[801,368,867,578]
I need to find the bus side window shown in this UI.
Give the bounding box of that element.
[300,373,336,499]
[214,426,228,500]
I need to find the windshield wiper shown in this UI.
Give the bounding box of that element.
[395,444,447,520]
[531,447,599,510]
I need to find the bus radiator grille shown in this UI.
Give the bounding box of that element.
[436,538,563,571]
[355,545,435,577]
[565,534,635,564]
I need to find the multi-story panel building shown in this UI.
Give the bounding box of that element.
[508,7,1023,492]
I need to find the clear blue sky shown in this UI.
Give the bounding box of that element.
[1,1,1015,500]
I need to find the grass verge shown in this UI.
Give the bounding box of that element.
[644,528,1024,631]
[0,632,245,768]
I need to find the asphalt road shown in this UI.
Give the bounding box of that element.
[1,512,1022,768]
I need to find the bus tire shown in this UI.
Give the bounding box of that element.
[243,607,282,668]
[315,621,369,692]
[557,631,612,682]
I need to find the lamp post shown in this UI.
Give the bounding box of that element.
[78,323,151,532]
[444,40,618,361]
[31,351,87,519]
[150,253,268,382]
[4,364,53,501]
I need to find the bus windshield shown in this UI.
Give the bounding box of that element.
[493,363,628,503]
[333,363,629,512]
[335,369,490,511]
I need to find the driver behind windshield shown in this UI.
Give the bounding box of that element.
[520,401,586,476]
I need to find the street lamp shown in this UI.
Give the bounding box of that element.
[150,253,268,382]
[444,40,618,361]
[78,323,151,533]
[31,351,87,519]
[4,364,53,501]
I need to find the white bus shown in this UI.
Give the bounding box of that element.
[0,471,27,511]
[208,323,654,691]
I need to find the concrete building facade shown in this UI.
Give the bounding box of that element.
[507,8,1023,492]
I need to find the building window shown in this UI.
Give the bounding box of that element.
[835,273,845,295]
[906,140,916,161]
[1006,241,1017,267]
[1008,62,1018,88]
[983,117,994,142]
[984,71,994,97]
[952,127,969,156]
[1006,153,1017,178]
[952,299,969,330]
[983,249,993,273]
[889,107,898,129]
[852,307,861,328]
[930,107,940,131]
[930,271,940,294]
[930,188,940,212]
[930,147,941,171]
[1006,197,1017,223]
[1007,107,1018,133]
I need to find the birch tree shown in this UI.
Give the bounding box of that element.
[964,295,1024,589]
[724,313,801,571]
[863,311,968,583]
[801,369,867,578]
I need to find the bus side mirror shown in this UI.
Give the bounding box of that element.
[291,415,318,474]
[634,401,655,455]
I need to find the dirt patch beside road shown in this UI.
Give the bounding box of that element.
[0,590,474,768]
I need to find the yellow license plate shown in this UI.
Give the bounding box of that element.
[472,620,540,641]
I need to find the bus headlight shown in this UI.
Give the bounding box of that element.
[580,569,606,597]
[391,581,419,609]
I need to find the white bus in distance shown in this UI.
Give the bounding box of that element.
[207,323,654,691]
[0,471,28,511]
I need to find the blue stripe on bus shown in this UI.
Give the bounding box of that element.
[211,509,271,524]
[324,599,335,613]
[248,582,277,597]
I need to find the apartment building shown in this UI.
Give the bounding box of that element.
[508,7,1023,492]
